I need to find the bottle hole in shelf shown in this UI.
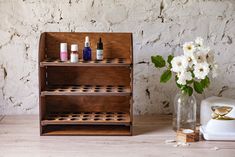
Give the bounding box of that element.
[117,118,125,121]
[94,118,102,121]
[105,118,114,121]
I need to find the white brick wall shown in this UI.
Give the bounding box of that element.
[0,0,234,115]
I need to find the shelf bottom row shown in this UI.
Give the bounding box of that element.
[42,111,131,126]
[42,125,132,136]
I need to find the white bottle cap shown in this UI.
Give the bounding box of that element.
[85,36,90,47]
[60,43,67,52]
[71,44,78,51]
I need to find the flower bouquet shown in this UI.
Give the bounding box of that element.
[151,37,218,96]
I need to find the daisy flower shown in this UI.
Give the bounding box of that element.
[183,42,196,57]
[171,55,188,73]
[194,62,210,79]
[177,71,193,85]
[186,55,196,68]
[194,51,207,63]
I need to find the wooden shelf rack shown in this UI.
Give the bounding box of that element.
[39,32,133,136]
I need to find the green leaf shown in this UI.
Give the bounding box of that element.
[186,86,193,96]
[180,85,193,96]
[193,81,204,94]
[201,76,210,88]
[160,70,172,83]
[186,80,193,84]
[151,55,166,68]
[167,55,174,65]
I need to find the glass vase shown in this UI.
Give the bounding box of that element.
[173,90,197,132]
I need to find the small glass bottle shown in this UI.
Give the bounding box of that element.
[70,44,78,63]
[83,36,92,61]
[60,43,68,61]
[96,38,103,60]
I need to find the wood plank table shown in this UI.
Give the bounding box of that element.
[0,115,235,157]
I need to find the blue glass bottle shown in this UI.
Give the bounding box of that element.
[83,36,92,61]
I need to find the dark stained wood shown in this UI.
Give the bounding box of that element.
[42,125,131,136]
[45,32,132,60]
[38,32,133,136]
[41,85,131,96]
[40,58,131,67]
[47,66,131,86]
[39,33,46,135]
[45,95,130,113]
[41,112,130,126]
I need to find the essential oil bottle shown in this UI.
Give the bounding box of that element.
[83,36,92,61]
[60,43,68,61]
[96,38,103,61]
[70,44,78,63]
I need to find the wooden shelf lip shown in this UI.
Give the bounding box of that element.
[41,112,131,126]
[40,58,131,67]
[42,125,131,136]
[41,85,132,96]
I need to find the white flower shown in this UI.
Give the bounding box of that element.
[171,55,188,73]
[177,71,193,85]
[211,63,218,78]
[194,62,210,79]
[206,50,215,64]
[194,51,207,63]
[195,37,204,48]
[186,55,196,68]
[183,42,196,57]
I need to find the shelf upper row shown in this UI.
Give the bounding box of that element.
[41,85,131,96]
[39,32,133,63]
[40,58,132,67]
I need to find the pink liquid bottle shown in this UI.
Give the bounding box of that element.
[60,43,68,61]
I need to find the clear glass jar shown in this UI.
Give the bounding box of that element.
[173,91,197,131]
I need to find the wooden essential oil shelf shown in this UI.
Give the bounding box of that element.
[39,32,133,135]
[41,85,131,96]
[40,58,131,67]
[41,112,131,126]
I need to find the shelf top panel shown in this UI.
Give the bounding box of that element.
[40,58,132,67]
[41,85,131,96]
[39,32,133,61]
[41,111,131,126]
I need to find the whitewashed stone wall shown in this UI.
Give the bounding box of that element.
[0,0,234,115]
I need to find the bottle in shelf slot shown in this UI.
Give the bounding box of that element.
[83,36,92,61]
[96,37,103,61]
[60,43,68,62]
[70,44,79,63]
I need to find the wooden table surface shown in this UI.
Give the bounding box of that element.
[0,115,235,157]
